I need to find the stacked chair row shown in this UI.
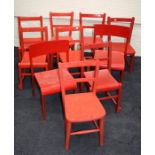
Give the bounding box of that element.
[16,12,136,150]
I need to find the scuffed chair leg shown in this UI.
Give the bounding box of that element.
[116,88,122,112]
[120,71,124,83]
[99,118,104,146]
[65,121,71,151]
[18,67,23,90]
[130,54,135,73]
[31,76,35,96]
[41,95,46,120]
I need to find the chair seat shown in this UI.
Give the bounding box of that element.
[23,38,43,49]
[59,51,81,62]
[35,69,76,96]
[18,52,47,68]
[84,69,121,92]
[64,92,106,122]
[52,36,72,41]
[111,42,135,55]
[83,36,103,48]
[23,38,43,44]
[52,36,75,46]
[94,50,125,70]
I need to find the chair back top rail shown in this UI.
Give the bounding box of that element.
[18,16,44,47]
[49,12,74,37]
[80,13,106,28]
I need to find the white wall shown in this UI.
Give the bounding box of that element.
[14,0,141,56]
[15,0,141,24]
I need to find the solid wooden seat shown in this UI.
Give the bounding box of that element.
[35,69,76,96]
[83,36,103,48]
[52,36,75,47]
[59,60,106,150]
[111,42,135,55]
[22,38,43,45]
[84,69,121,92]
[59,50,81,62]
[64,92,106,122]
[18,52,47,68]
[94,50,125,70]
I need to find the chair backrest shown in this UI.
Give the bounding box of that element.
[29,40,69,60]
[79,13,106,45]
[56,26,84,60]
[17,16,43,47]
[58,60,100,98]
[94,24,131,55]
[107,17,135,43]
[20,26,48,50]
[49,12,74,38]
[29,40,69,75]
[29,40,70,95]
[79,13,106,28]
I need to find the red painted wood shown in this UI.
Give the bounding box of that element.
[107,17,136,73]
[18,27,48,91]
[29,40,76,120]
[59,60,106,150]
[79,13,106,58]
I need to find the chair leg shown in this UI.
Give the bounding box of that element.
[99,118,104,146]
[45,65,48,71]
[120,70,124,83]
[18,66,23,90]
[48,54,53,70]
[70,44,75,50]
[129,54,135,73]
[56,53,60,66]
[18,48,22,61]
[73,89,76,94]
[31,76,35,96]
[116,88,122,112]
[65,121,71,151]
[41,95,46,120]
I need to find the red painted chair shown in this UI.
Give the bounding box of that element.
[49,12,74,41]
[18,27,48,90]
[79,13,106,58]
[107,17,135,73]
[58,60,106,150]
[29,40,76,120]
[84,42,122,112]
[93,24,131,82]
[56,26,84,63]
[17,16,44,60]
